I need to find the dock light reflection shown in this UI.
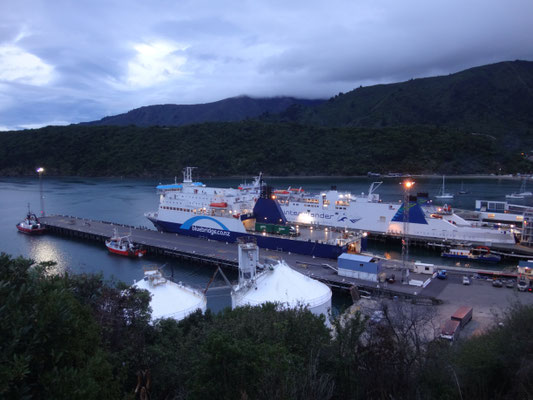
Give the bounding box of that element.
[29,240,66,276]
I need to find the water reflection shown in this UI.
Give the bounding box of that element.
[28,238,67,275]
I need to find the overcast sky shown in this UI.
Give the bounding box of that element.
[1,0,532,130]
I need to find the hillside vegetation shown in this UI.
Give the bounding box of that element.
[268,60,533,149]
[0,122,530,177]
[2,60,533,177]
[3,253,533,399]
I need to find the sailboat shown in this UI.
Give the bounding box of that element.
[457,181,469,195]
[436,175,454,200]
[506,179,533,199]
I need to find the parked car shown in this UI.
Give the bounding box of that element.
[462,276,471,285]
[518,279,528,292]
[437,270,448,280]
[492,279,503,288]
[505,280,515,289]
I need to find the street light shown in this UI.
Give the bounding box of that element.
[37,167,45,217]
[401,179,414,283]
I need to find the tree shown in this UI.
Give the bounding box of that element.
[0,253,118,399]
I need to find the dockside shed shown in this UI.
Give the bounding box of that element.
[337,253,382,282]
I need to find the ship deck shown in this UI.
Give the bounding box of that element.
[253,225,357,244]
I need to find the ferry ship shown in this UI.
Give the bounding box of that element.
[145,168,362,259]
[274,182,516,246]
[472,199,531,228]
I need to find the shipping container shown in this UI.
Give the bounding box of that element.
[451,306,473,328]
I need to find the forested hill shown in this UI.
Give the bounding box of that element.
[83,96,324,127]
[267,60,533,147]
[0,122,531,177]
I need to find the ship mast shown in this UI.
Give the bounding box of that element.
[182,166,197,184]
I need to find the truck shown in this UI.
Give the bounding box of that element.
[440,306,473,341]
[440,319,461,341]
[255,222,297,236]
[451,306,473,328]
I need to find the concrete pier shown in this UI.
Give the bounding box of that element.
[39,214,518,305]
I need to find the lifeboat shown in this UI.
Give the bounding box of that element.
[290,188,304,193]
[210,202,228,208]
[273,190,290,195]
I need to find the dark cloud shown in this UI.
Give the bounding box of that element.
[0,0,532,129]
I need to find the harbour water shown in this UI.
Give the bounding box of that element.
[1,175,530,312]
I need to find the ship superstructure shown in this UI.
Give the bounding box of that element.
[274,182,516,246]
[145,168,362,258]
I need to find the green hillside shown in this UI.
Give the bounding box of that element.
[269,60,533,149]
[2,61,533,177]
[0,122,529,177]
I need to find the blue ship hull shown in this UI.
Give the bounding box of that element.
[150,219,346,259]
[441,253,469,260]
[441,252,501,263]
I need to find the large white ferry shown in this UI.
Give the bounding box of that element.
[274,182,516,246]
[145,168,362,259]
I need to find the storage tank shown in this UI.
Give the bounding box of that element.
[134,267,207,321]
[231,242,332,320]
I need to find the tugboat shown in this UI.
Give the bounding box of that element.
[16,205,46,234]
[441,246,501,263]
[105,228,146,258]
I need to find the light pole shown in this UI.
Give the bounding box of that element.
[37,167,45,217]
[402,179,414,283]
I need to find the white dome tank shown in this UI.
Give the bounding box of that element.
[134,267,207,321]
[232,260,332,319]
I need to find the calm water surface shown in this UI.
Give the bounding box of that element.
[1,175,530,311]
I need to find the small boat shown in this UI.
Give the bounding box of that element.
[506,179,532,199]
[457,181,469,195]
[16,205,46,234]
[273,187,304,195]
[441,246,501,263]
[105,228,146,257]
[209,202,228,208]
[436,175,454,200]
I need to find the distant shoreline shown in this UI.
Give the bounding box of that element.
[1,173,531,180]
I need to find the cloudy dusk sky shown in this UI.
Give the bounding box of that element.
[1,0,532,130]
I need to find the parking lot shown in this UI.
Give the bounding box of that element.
[425,272,533,335]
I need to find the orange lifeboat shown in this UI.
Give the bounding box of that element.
[210,202,228,208]
[273,190,290,195]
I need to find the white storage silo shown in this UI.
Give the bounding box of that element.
[134,267,207,321]
[231,242,332,320]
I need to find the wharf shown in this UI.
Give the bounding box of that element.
[366,231,533,258]
[39,215,514,305]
